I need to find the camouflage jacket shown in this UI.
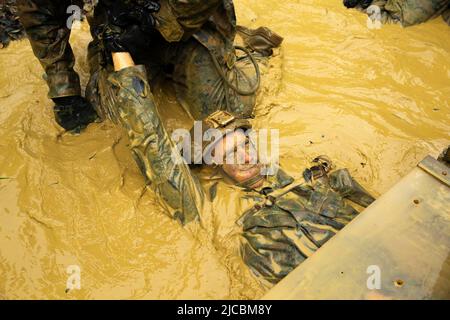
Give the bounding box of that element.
[236,168,374,283]
[17,0,229,98]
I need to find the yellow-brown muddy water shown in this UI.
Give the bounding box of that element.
[0,0,449,299]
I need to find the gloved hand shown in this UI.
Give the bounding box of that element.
[110,0,160,33]
[97,22,155,55]
[95,0,160,53]
[302,155,333,182]
[343,0,373,9]
[52,96,98,132]
[98,23,130,52]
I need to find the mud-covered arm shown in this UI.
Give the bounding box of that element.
[108,56,204,225]
[17,0,81,98]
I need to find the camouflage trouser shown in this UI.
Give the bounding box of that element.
[372,0,450,26]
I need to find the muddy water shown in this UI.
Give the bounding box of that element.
[0,0,449,299]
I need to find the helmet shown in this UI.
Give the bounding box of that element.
[187,110,252,164]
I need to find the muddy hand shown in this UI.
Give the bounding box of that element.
[108,0,160,33]
[99,24,129,52]
[343,0,373,9]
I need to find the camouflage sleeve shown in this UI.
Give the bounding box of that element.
[17,0,81,98]
[107,65,204,225]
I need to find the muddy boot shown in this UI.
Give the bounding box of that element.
[236,25,283,57]
[52,95,99,133]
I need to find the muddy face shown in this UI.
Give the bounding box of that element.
[213,131,265,189]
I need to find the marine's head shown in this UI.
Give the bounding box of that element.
[187,111,265,189]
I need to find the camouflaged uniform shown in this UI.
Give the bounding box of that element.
[106,63,375,283]
[237,167,374,283]
[17,0,259,120]
[370,0,450,26]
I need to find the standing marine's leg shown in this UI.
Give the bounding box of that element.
[173,38,260,120]
[16,0,81,98]
[170,0,260,120]
[17,0,98,132]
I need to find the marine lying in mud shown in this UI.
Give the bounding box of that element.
[108,49,376,284]
[17,0,282,133]
[343,0,450,26]
[17,0,375,284]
